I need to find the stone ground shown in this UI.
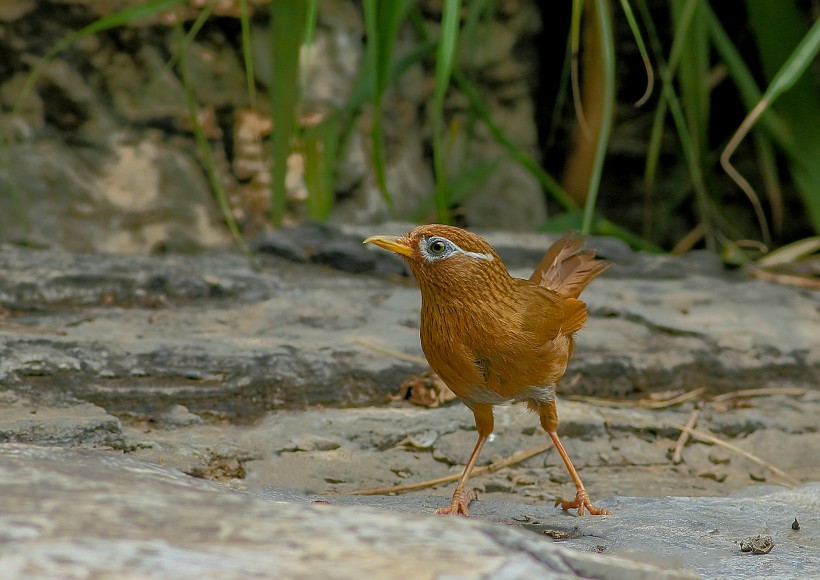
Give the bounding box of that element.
[1,224,818,578]
[124,393,820,507]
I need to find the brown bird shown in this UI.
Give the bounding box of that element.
[365,224,611,516]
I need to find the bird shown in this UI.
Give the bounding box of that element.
[364,224,611,516]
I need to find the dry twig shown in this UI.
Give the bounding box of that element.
[566,387,706,409]
[671,403,702,464]
[347,442,553,496]
[711,387,807,403]
[672,424,799,487]
[353,337,428,366]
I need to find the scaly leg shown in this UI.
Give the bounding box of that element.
[540,399,611,516]
[436,404,493,516]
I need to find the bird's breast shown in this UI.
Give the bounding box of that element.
[419,302,484,400]
[419,296,572,406]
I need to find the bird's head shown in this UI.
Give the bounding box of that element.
[364,224,511,299]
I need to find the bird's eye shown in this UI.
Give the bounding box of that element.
[428,239,448,255]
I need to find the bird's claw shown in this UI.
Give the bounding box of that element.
[554,489,611,516]
[436,489,477,516]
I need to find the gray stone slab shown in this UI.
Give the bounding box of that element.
[0,391,123,447]
[261,483,820,580]
[0,444,696,579]
[1,225,817,423]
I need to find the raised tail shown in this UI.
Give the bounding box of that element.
[528,233,610,299]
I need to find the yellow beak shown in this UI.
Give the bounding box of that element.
[363,235,414,257]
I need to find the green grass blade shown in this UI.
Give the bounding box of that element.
[239,0,257,110]
[304,1,319,46]
[362,0,409,216]
[703,5,789,145]
[581,0,616,236]
[376,2,409,95]
[618,0,654,106]
[639,0,696,191]
[303,117,339,221]
[163,1,215,74]
[406,5,573,215]
[431,0,462,223]
[461,0,494,69]
[706,2,820,234]
[752,131,784,236]
[412,159,501,220]
[453,70,576,211]
[570,0,590,138]
[300,1,319,90]
[721,18,820,233]
[639,0,722,248]
[174,23,251,259]
[363,0,378,96]
[672,0,715,245]
[338,38,435,119]
[269,1,307,225]
[544,33,573,150]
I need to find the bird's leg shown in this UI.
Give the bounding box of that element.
[540,400,612,516]
[436,404,493,517]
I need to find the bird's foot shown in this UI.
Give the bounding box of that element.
[435,489,477,516]
[554,489,611,516]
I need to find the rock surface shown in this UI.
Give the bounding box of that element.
[0,0,549,250]
[0,444,698,579]
[0,225,818,578]
[268,484,820,580]
[1,225,816,417]
[3,444,819,579]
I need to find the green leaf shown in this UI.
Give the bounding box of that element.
[303,116,341,221]
[412,159,501,220]
[721,14,820,233]
[431,0,462,223]
[618,0,654,106]
[174,23,251,260]
[239,0,257,110]
[581,0,616,236]
[269,1,308,225]
[361,0,410,216]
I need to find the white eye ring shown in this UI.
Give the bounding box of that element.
[419,236,494,263]
[420,236,454,262]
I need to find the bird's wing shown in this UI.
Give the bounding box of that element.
[468,283,583,399]
[516,282,587,340]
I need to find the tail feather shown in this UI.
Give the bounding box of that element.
[529,233,610,298]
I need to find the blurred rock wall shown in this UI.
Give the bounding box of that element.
[0,0,545,253]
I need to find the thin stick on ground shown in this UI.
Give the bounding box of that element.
[671,404,702,464]
[747,268,820,290]
[353,337,428,366]
[567,387,706,409]
[672,423,799,487]
[711,387,807,403]
[346,442,553,496]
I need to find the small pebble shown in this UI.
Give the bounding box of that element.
[739,535,774,554]
[749,469,767,482]
[698,469,727,483]
[708,451,731,465]
[543,529,570,540]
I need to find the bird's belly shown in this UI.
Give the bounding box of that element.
[462,383,556,407]
[420,314,560,407]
